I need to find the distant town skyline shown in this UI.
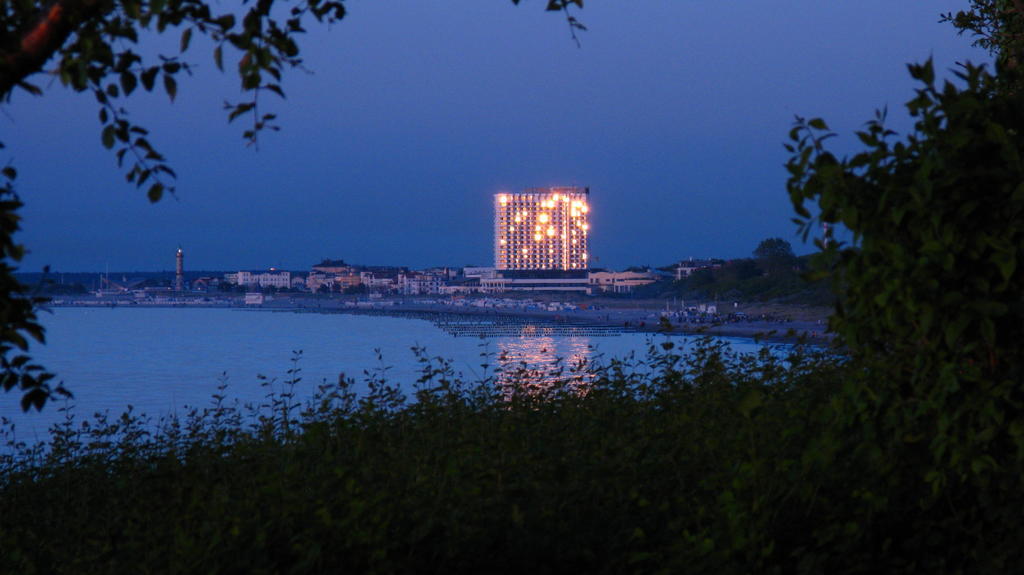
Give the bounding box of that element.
[5,1,986,272]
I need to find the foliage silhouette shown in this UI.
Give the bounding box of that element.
[786,59,1024,571]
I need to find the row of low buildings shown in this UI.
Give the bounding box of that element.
[211,187,725,296]
[103,260,718,297]
[220,261,672,296]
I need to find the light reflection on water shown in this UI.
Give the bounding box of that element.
[492,336,594,389]
[0,307,776,440]
[496,336,592,371]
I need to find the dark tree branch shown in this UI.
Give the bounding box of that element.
[0,0,108,99]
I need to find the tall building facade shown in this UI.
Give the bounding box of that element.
[494,186,589,271]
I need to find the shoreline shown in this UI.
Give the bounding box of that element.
[273,302,833,345]
[402,307,826,344]
[48,296,834,345]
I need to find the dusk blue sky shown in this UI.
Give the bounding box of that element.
[3,1,986,272]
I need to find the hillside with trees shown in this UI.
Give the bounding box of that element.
[632,238,834,305]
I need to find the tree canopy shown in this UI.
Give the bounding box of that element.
[785,57,1024,570]
[752,237,796,277]
[943,0,1024,73]
[752,238,794,261]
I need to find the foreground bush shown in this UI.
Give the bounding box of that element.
[1,340,851,574]
[787,60,1024,573]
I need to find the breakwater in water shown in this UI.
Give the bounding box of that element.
[283,307,641,338]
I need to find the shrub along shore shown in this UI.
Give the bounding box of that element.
[1,341,857,573]
[4,334,1018,573]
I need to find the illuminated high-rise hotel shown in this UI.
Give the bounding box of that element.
[494,187,590,271]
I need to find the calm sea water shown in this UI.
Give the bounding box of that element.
[1,307,773,440]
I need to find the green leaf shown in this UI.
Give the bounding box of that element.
[101,125,116,149]
[20,388,48,412]
[808,118,828,131]
[140,67,157,91]
[148,183,165,203]
[228,102,256,122]
[121,71,137,96]
[164,75,177,102]
[180,28,193,53]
